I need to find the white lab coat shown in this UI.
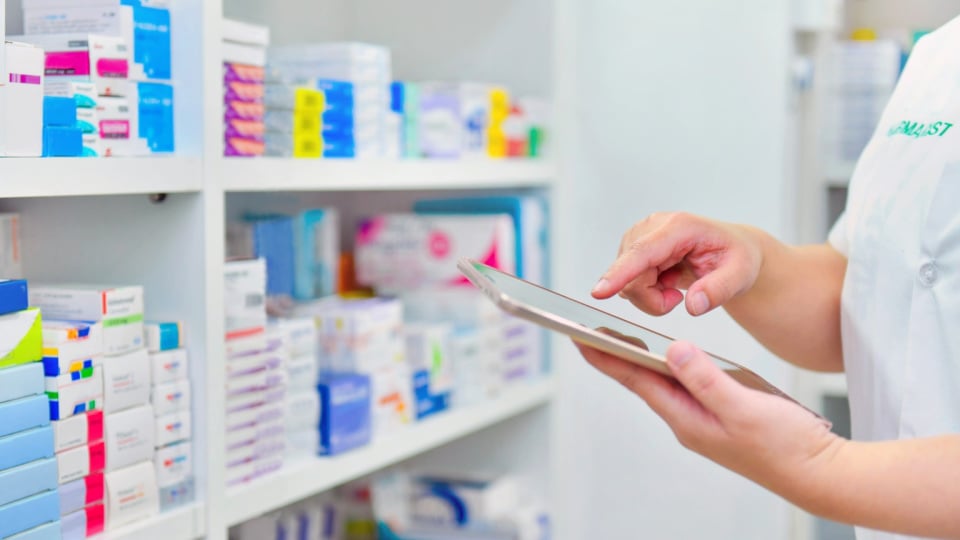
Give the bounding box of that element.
[828,14,960,540]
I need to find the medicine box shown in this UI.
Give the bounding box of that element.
[151,379,190,416]
[284,391,320,432]
[0,215,23,279]
[222,18,270,47]
[105,461,159,528]
[0,458,58,508]
[11,33,129,97]
[46,366,103,421]
[43,96,76,127]
[57,439,105,484]
[121,2,171,80]
[29,285,144,356]
[44,81,97,109]
[224,259,268,336]
[144,321,183,353]
[293,208,340,300]
[0,361,44,404]
[42,320,99,345]
[105,405,154,472]
[149,348,188,385]
[154,410,191,448]
[62,503,104,540]
[318,373,372,456]
[0,279,28,316]
[102,348,151,413]
[42,126,84,157]
[0,394,51,439]
[59,472,105,516]
[0,490,60,539]
[0,426,54,472]
[41,326,103,377]
[355,214,516,292]
[131,81,174,152]
[159,476,194,511]
[5,521,61,540]
[0,42,45,157]
[0,308,43,369]
[155,441,191,488]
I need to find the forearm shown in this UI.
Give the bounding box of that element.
[724,227,846,372]
[788,436,960,538]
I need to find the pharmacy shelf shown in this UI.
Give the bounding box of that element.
[0,158,203,198]
[92,502,206,540]
[224,378,557,526]
[220,158,556,192]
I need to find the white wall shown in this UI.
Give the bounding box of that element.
[554,1,797,538]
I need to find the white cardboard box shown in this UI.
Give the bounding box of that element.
[0,42,44,157]
[105,461,159,528]
[105,405,155,472]
[102,348,151,413]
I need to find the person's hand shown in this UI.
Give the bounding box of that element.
[576,340,844,503]
[591,213,764,316]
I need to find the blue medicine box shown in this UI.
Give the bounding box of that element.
[120,0,172,80]
[0,362,44,404]
[412,370,450,420]
[0,426,55,472]
[6,521,62,540]
[318,372,372,456]
[315,79,354,105]
[0,279,29,316]
[0,458,57,507]
[0,490,60,538]
[42,97,77,127]
[43,127,84,157]
[0,395,51,439]
[250,216,295,298]
[136,82,174,152]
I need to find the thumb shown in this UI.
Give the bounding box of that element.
[666,341,744,414]
[684,261,751,316]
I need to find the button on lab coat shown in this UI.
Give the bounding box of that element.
[828,14,960,540]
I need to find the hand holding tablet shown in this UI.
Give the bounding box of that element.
[458,258,830,426]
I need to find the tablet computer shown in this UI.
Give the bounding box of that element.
[458,258,828,423]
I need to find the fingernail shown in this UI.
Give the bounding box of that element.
[592,278,610,295]
[690,291,709,315]
[668,342,696,369]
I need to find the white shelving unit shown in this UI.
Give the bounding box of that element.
[0,158,203,197]
[90,504,206,540]
[220,159,557,192]
[2,0,564,538]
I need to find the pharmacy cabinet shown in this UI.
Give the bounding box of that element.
[1,0,564,538]
[788,2,956,539]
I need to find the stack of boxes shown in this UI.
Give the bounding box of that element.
[268,43,394,159]
[223,18,269,157]
[227,208,340,302]
[418,83,510,159]
[224,258,287,485]
[42,96,83,157]
[274,317,321,460]
[0,279,61,539]
[42,320,106,540]
[30,285,160,531]
[145,321,194,511]
[17,0,175,156]
[296,297,411,441]
[0,41,45,157]
[263,85,325,158]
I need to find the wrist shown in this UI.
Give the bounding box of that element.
[782,434,851,520]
